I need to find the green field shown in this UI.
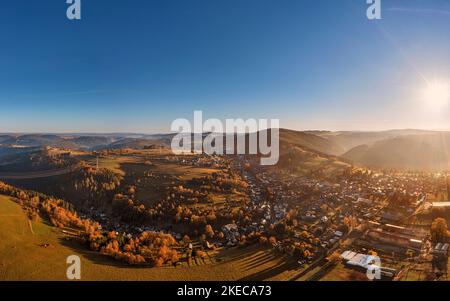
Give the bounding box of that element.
[0,195,297,281]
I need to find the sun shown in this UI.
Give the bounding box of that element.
[423,80,450,108]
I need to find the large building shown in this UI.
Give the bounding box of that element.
[340,251,397,279]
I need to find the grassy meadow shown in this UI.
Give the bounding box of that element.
[0,195,298,281]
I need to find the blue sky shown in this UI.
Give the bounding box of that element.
[1,0,450,133]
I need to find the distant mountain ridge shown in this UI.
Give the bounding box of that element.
[314,129,439,154]
[342,132,450,171]
[3,129,450,171]
[0,134,133,150]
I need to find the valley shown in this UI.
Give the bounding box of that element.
[1,128,450,281]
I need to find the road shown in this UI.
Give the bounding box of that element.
[0,164,81,180]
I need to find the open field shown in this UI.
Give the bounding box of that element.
[86,153,223,206]
[318,263,367,281]
[85,153,220,178]
[0,195,298,281]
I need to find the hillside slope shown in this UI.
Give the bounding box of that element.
[316,129,438,154]
[342,133,450,170]
[279,129,344,156]
[0,195,294,281]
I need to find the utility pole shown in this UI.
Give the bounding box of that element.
[92,151,99,170]
[447,176,450,201]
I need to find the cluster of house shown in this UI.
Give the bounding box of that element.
[433,243,450,256]
[171,153,227,169]
[243,166,450,266]
[221,223,240,247]
[75,152,450,276]
[432,243,449,274]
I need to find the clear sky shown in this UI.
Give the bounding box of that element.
[1,0,450,133]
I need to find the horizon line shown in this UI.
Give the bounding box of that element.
[1,128,450,136]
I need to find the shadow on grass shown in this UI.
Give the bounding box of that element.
[215,245,298,280]
[57,237,152,269]
[216,244,269,262]
[238,258,297,281]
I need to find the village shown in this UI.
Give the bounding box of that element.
[244,163,450,281]
[2,145,449,281]
[61,150,450,281]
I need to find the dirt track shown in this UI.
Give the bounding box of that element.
[0,164,81,180]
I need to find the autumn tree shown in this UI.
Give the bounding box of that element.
[431,218,449,243]
[259,236,268,245]
[205,224,215,238]
[268,236,277,246]
[182,235,191,245]
[327,252,341,264]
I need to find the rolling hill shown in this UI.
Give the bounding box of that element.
[256,129,351,177]
[4,129,450,172]
[342,132,450,171]
[0,133,173,151]
[98,137,170,150]
[0,134,117,150]
[279,129,344,155]
[315,129,438,154]
[0,147,78,173]
[0,194,294,280]
[68,136,113,149]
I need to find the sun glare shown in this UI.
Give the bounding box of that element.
[423,80,450,108]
